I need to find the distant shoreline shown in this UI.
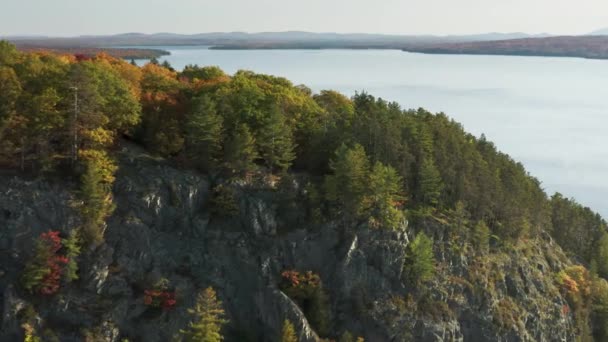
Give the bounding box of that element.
[15,45,170,60]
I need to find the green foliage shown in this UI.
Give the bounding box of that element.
[181,65,226,81]
[280,320,297,342]
[223,123,258,177]
[0,66,21,130]
[280,270,331,337]
[63,230,81,282]
[403,232,435,285]
[367,162,405,229]
[257,107,296,173]
[186,95,223,171]
[594,233,608,279]
[324,144,370,220]
[79,154,117,246]
[592,278,608,341]
[180,287,228,342]
[472,220,490,255]
[21,238,53,293]
[210,184,239,217]
[417,157,443,207]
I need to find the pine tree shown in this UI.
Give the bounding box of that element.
[224,123,258,177]
[280,320,297,342]
[368,162,405,229]
[417,157,443,207]
[595,233,608,279]
[180,287,228,342]
[257,108,295,173]
[79,152,117,246]
[186,95,223,171]
[324,143,370,219]
[0,66,21,139]
[472,220,490,255]
[403,232,435,285]
[63,230,81,282]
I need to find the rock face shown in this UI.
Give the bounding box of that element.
[0,145,576,341]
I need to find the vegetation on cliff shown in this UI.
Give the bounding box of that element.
[2,40,608,340]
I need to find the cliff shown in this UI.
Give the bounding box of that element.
[0,143,577,341]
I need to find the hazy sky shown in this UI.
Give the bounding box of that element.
[3,0,608,36]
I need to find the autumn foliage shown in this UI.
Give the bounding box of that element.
[22,231,70,295]
[144,279,177,310]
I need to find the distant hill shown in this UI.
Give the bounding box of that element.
[3,31,550,50]
[403,35,608,60]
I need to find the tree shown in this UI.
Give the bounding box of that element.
[472,220,490,254]
[403,232,435,285]
[367,162,405,229]
[79,151,117,246]
[324,144,370,220]
[0,41,19,66]
[257,108,296,173]
[180,287,228,342]
[223,123,258,177]
[186,95,223,171]
[0,66,21,138]
[181,65,226,81]
[417,157,443,207]
[594,233,608,279]
[280,320,297,342]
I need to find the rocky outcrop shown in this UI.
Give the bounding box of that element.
[0,144,577,341]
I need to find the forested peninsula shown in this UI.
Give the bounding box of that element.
[1,41,607,341]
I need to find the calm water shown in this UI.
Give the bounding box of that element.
[136,46,608,217]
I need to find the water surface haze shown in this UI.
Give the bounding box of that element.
[138,46,608,216]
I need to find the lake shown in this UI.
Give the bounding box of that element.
[135,46,608,217]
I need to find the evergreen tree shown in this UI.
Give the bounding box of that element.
[79,153,117,246]
[472,220,490,254]
[368,162,405,229]
[224,123,258,177]
[186,95,223,171]
[161,60,175,72]
[280,320,297,342]
[0,66,21,138]
[403,232,435,285]
[417,157,443,207]
[595,233,608,279]
[180,287,228,342]
[324,143,370,219]
[257,108,295,173]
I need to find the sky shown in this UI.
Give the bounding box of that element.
[2,0,608,36]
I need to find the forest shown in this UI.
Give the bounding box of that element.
[2,40,608,340]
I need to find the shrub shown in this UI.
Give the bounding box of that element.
[279,270,331,336]
[22,231,70,295]
[402,232,435,285]
[144,278,177,310]
[210,184,239,217]
[281,319,297,342]
[63,230,81,282]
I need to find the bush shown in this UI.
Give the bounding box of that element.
[144,278,177,310]
[22,231,69,295]
[281,320,297,342]
[280,270,331,336]
[210,184,239,217]
[402,232,435,285]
